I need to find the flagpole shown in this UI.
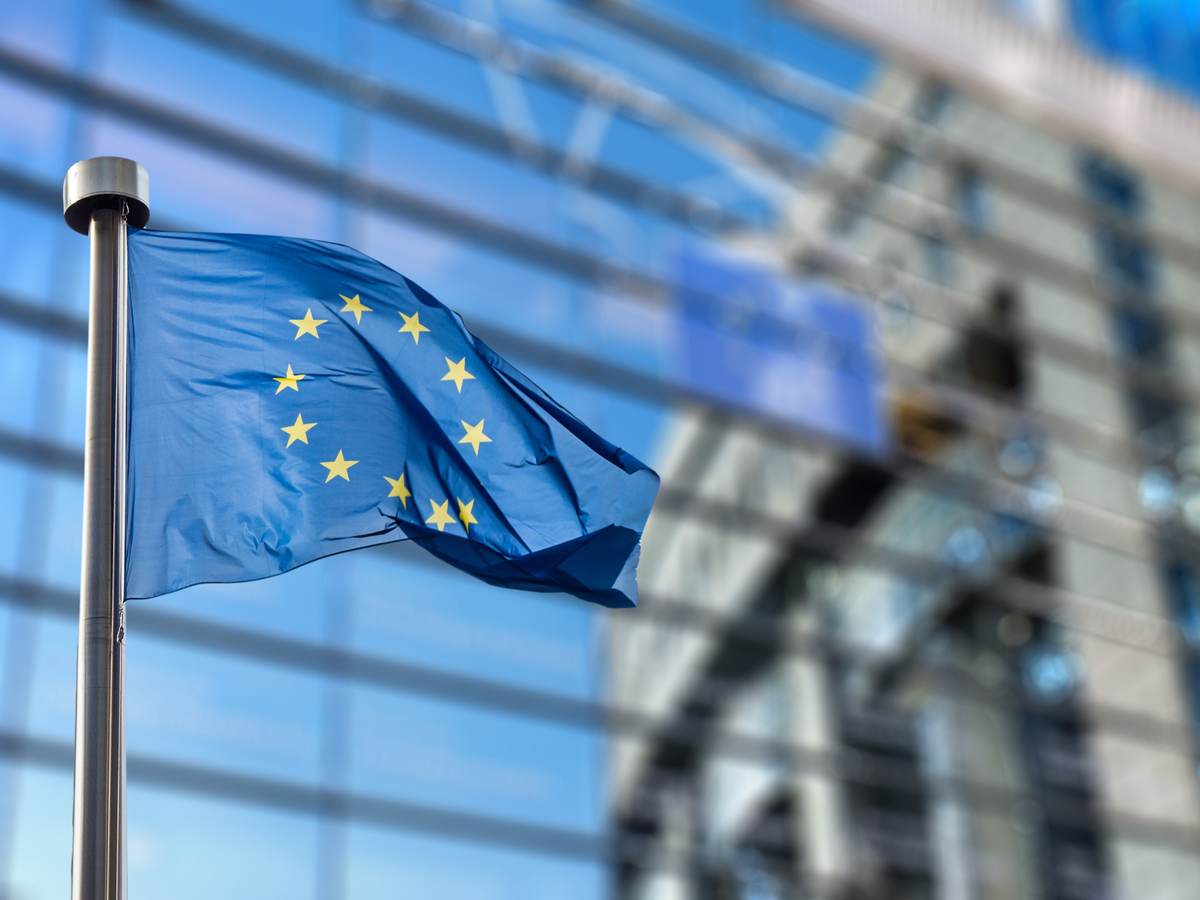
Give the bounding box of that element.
[62,157,149,900]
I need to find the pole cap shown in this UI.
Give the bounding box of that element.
[63,157,150,235]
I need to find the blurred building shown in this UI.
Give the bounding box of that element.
[610,3,1200,899]
[3,0,1200,898]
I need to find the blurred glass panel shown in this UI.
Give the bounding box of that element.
[511,357,667,461]
[4,768,72,900]
[171,0,347,60]
[129,564,334,648]
[348,683,602,832]
[97,17,343,164]
[363,114,594,247]
[0,78,72,180]
[361,9,497,123]
[36,473,83,593]
[345,825,605,899]
[5,1,1200,898]
[347,546,599,698]
[126,785,321,900]
[18,613,327,787]
[355,211,672,376]
[0,198,58,300]
[0,0,78,65]
[0,462,32,578]
[52,342,88,447]
[0,325,49,438]
[15,616,79,744]
[80,116,338,238]
[124,636,324,784]
[597,114,746,194]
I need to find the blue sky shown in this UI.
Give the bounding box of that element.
[0,0,875,896]
[1066,0,1200,99]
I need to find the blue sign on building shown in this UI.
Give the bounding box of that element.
[673,250,889,453]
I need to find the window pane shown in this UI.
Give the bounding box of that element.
[346,823,606,899]
[127,787,321,900]
[348,684,603,832]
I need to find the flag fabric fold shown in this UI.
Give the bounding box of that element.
[125,230,658,608]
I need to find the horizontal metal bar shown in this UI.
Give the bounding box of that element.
[0,425,84,472]
[0,288,87,343]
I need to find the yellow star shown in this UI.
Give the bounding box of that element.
[398,310,430,344]
[458,418,492,456]
[441,356,476,393]
[281,413,317,448]
[320,449,359,483]
[425,498,455,532]
[384,473,411,508]
[272,364,306,395]
[456,497,478,533]
[290,308,327,340]
[339,292,372,325]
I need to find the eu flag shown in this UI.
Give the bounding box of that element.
[126,230,659,608]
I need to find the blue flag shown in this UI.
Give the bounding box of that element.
[126,230,659,608]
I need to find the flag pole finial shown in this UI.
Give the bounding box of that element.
[63,156,150,235]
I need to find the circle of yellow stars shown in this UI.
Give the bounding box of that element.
[272,291,492,535]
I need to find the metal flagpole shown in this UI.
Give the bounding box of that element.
[62,157,149,900]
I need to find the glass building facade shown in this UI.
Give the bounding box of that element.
[2,1,1200,898]
[607,4,1200,900]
